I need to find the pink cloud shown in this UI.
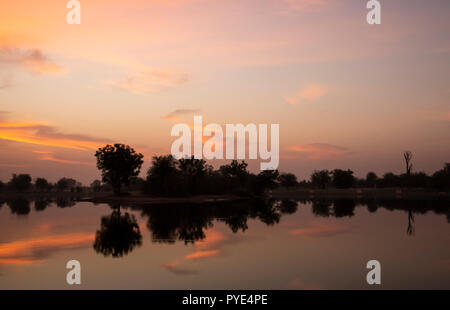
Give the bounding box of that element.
[107,69,188,94]
[284,84,328,104]
[289,221,349,237]
[0,47,65,75]
[161,261,199,275]
[288,143,348,160]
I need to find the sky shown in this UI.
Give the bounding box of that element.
[0,0,449,184]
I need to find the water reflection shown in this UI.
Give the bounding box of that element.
[93,204,143,258]
[1,196,79,215]
[1,196,449,261]
[9,198,31,215]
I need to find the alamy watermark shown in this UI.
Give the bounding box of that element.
[170,116,279,170]
[66,1,381,26]
[66,259,81,285]
[366,260,381,285]
[367,0,381,25]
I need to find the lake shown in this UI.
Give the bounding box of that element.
[0,196,449,289]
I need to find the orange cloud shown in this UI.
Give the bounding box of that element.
[161,261,199,275]
[0,47,65,74]
[185,249,221,260]
[39,155,93,166]
[161,109,200,122]
[278,0,327,13]
[289,221,349,237]
[285,84,328,104]
[107,69,188,94]
[0,233,94,266]
[195,230,227,249]
[289,143,348,160]
[0,121,111,151]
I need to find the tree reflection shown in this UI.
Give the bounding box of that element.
[93,205,143,258]
[407,209,415,236]
[8,198,31,215]
[56,197,76,208]
[35,198,52,211]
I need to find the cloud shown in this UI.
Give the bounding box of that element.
[0,163,26,168]
[288,143,348,160]
[108,69,188,94]
[0,120,112,151]
[185,249,221,260]
[278,0,327,13]
[289,221,349,237]
[0,47,65,74]
[161,262,199,275]
[38,155,93,166]
[162,109,200,121]
[284,84,328,104]
[0,233,94,266]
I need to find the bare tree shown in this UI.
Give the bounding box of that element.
[403,151,413,175]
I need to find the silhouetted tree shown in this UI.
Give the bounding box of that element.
[366,172,378,188]
[90,180,102,192]
[311,170,331,189]
[95,144,144,195]
[220,160,249,181]
[332,169,355,189]
[9,174,32,192]
[403,151,413,175]
[35,178,50,192]
[251,170,279,195]
[146,155,180,196]
[278,173,298,189]
[0,180,4,192]
[431,163,450,190]
[56,178,69,192]
[178,156,207,195]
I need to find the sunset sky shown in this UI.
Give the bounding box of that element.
[1,0,449,184]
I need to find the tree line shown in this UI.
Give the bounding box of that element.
[0,174,84,193]
[1,145,449,195]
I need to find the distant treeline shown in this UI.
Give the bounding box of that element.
[1,159,449,196]
[305,164,450,190]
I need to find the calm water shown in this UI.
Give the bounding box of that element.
[0,196,449,289]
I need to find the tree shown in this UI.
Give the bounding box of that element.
[93,207,142,258]
[403,151,413,175]
[220,160,249,180]
[90,180,102,192]
[0,180,4,192]
[251,170,279,195]
[431,163,450,190]
[278,173,298,189]
[146,155,179,196]
[9,174,32,192]
[95,144,144,195]
[311,170,331,189]
[332,169,355,189]
[35,178,50,192]
[178,156,207,195]
[56,178,69,192]
[366,172,378,188]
